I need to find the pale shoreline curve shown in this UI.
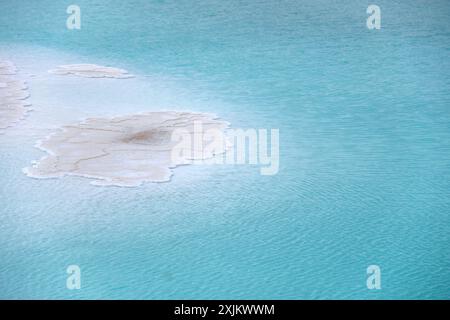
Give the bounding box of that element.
[0,61,31,132]
[49,64,134,79]
[24,112,229,187]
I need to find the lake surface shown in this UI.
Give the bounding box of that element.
[0,0,449,299]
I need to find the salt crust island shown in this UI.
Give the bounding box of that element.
[24,112,230,187]
[49,64,134,78]
[0,61,31,132]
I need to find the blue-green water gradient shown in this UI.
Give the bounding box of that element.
[1,0,450,299]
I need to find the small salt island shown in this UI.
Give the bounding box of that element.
[49,64,134,79]
[24,111,229,186]
[0,61,31,132]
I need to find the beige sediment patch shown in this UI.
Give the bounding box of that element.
[0,61,31,132]
[49,64,134,79]
[24,112,229,186]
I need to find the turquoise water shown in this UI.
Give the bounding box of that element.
[1,0,450,299]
